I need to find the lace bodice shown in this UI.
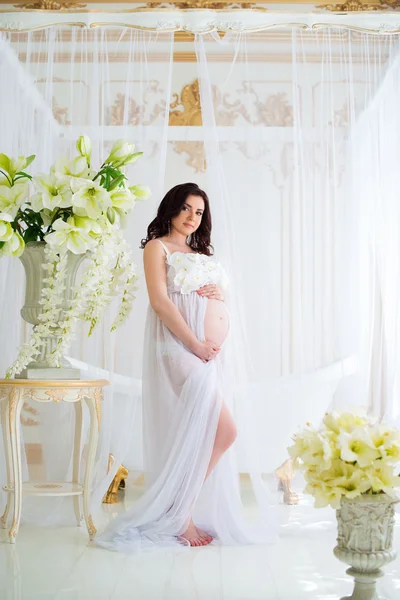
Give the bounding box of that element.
[158,241,229,294]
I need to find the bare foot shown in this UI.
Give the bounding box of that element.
[181,519,213,547]
[195,526,213,545]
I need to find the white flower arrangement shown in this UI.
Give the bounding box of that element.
[288,409,400,509]
[168,252,229,294]
[0,136,150,378]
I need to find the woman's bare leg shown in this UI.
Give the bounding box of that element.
[205,401,237,480]
[181,401,237,546]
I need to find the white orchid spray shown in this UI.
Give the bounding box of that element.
[288,409,400,509]
[2,136,150,378]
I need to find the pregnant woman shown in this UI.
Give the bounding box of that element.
[96,182,274,552]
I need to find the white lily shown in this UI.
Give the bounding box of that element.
[0,181,29,218]
[323,410,369,435]
[339,428,381,467]
[129,184,151,200]
[31,173,72,212]
[70,178,111,219]
[73,216,102,236]
[105,139,143,168]
[45,217,96,255]
[108,187,136,224]
[0,153,35,179]
[105,139,133,163]
[52,156,93,179]
[1,230,25,257]
[40,209,56,228]
[0,212,14,242]
[364,463,400,497]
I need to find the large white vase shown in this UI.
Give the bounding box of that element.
[334,494,397,600]
[17,241,86,379]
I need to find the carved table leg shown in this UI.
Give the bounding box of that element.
[1,393,12,529]
[8,388,24,543]
[103,465,129,504]
[275,457,299,505]
[83,389,102,540]
[72,401,84,526]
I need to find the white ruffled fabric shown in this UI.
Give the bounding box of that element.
[95,245,277,552]
[167,250,229,294]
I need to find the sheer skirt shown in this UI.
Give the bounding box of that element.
[95,292,275,552]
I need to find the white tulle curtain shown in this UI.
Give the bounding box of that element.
[0,27,174,521]
[0,27,173,379]
[2,23,400,525]
[194,29,400,469]
[350,51,400,426]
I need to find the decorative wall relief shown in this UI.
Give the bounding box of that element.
[172,141,206,172]
[15,1,87,8]
[169,79,203,126]
[110,93,143,126]
[53,97,71,125]
[108,81,167,127]
[167,79,294,170]
[320,0,400,10]
[320,0,378,10]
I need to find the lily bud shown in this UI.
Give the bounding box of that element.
[106,207,116,225]
[76,135,92,165]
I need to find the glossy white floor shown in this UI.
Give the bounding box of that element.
[0,475,399,600]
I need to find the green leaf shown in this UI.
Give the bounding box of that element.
[23,228,40,244]
[105,171,110,190]
[106,167,123,178]
[0,241,5,250]
[14,172,33,181]
[0,168,12,186]
[108,174,126,191]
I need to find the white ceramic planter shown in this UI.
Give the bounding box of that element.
[334,494,398,600]
[17,241,86,379]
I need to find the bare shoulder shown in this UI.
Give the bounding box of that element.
[144,238,164,256]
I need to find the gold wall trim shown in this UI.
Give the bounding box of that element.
[12,0,267,8]
[5,0,397,5]
[16,1,86,7]
[0,21,87,30]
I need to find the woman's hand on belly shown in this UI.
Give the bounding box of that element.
[196,284,224,301]
[191,340,221,362]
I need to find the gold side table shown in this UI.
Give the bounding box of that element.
[0,379,108,544]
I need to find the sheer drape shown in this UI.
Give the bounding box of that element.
[0,27,174,522]
[2,22,400,531]
[351,51,400,425]
[194,29,400,473]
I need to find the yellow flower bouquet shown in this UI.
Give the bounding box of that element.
[288,410,400,508]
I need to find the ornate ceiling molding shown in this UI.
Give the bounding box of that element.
[2,7,400,32]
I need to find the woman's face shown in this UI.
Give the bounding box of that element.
[171,194,205,236]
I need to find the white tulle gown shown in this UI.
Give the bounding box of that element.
[95,240,276,552]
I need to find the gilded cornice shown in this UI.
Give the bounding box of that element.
[16,1,86,8]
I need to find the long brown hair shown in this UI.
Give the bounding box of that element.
[140,182,213,256]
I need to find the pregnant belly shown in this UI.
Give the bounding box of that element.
[204,298,230,347]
